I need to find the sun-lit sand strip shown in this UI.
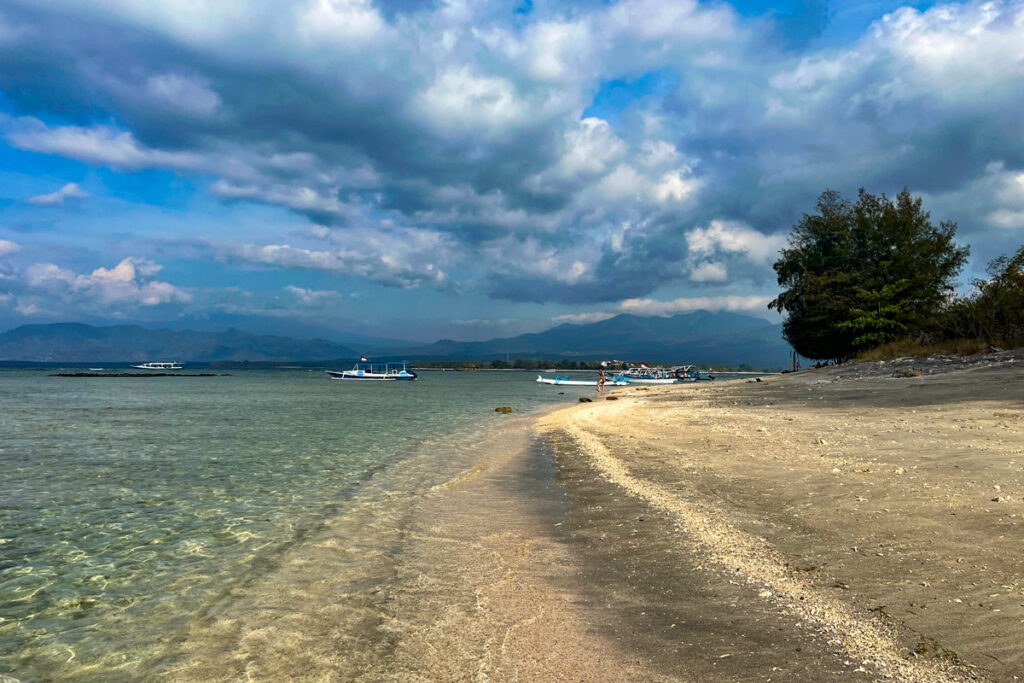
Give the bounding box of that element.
[539,354,1024,680]
[544,398,966,681]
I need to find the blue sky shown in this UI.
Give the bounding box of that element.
[1,0,1023,342]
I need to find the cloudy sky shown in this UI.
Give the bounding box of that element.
[1,0,1023,342]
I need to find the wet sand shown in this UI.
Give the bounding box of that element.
[166,356,1023,681]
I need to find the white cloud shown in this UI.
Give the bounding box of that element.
[654,169,699,203]
[209,226,455,288]
[484,236,594,285]
[5,118,202,170]
[551,311,616,325]
[0,239,20,257]
[15,301,40,315]
[686,220,786,263]
[146,74,221,116]
[24,257,191,307]
[298,0,386,44]
[639,140,680,168]
[416,67,527,134]
[689,261,728,282]
[26,182,89,206]
[285,285,340,305]
[618,294,775,316]
[452,317,514,326]
[606,0,737,41]
[558,117,625,177]
[525,19,592,82]
[212,180,349,215]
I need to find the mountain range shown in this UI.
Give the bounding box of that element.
[0,323,358,363]
[0,311,790,367]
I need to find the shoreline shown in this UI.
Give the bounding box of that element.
[155,355,1023,680]
[537,352,1024,681]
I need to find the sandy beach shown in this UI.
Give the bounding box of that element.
[166,354,1024,681]
[533,353,1024,681]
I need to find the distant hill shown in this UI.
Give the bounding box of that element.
[395,311,789,367]
[0,311,790,367]
[149,313,417,350]
[0,323,358,362]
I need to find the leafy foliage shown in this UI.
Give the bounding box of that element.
[942,245,1024,347]
[770,188,969,361]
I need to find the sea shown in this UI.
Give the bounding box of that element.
[0,368,599,681]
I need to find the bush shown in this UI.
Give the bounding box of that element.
[942,245,1024,348]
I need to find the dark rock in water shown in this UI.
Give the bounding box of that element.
[558,392,565,395]
[606,396,618,400]
[495,406,513,413]
[579,397,592,403]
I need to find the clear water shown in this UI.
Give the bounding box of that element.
[0,369,595,681]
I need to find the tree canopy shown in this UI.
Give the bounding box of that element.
[770,189,969,361]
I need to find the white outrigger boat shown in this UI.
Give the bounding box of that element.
[536,374,630,386]
[621,368,678,384]
[326,361,418,381]
[620,365,679,384]
[131,362,184,370]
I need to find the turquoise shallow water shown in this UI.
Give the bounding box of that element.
[0,369,594,681]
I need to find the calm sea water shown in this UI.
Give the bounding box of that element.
[0,368,599,681]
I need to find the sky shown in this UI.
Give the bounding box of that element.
[1,0,1023,343]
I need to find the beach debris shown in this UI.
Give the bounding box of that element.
[494,406,513,413]
[815,437,828,445]
[579,397,593,403]
[606,396,619,400]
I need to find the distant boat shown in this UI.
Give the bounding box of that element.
[669,365,714,382]
[131,362,184,370]
[326,361,417,381]
[536,375,630,386]
[622,366,679,384]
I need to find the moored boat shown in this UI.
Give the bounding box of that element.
[327,361,418,381]
[131,362,184,370]
[622,365,679,384]
[536,374,630,386]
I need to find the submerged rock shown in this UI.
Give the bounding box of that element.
[494,406,513,413]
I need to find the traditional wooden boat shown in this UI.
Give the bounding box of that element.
[536,375,629,386]
[326,361,418,381]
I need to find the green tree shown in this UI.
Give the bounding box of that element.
[770,188,968,361]
[945,244,1024,346]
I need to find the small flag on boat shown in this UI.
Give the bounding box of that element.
[360,355,368,362]
[640,362,649,369]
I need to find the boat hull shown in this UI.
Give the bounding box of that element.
[536,376,629,386]
[622,377,679,384]
[326,370,417,381]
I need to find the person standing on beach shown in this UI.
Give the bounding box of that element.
[597,366,606,394]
